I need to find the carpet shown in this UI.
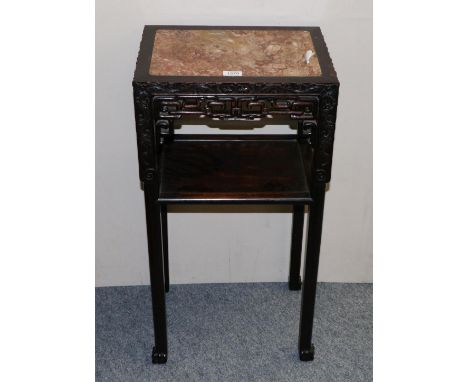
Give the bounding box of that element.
[96,283,372,381]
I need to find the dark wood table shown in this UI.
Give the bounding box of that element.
[132,25,339,364]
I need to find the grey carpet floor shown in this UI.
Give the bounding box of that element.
[96,283,372,382]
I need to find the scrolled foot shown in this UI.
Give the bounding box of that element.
[299,344,315,361]
[152,347,167,364]
[288,277,302,291]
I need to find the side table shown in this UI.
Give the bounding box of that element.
[132,26,339,363]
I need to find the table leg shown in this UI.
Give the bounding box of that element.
[289,205,304,290]
[298,183,326,361]
[143,183,168,364]
[161,204,169,293]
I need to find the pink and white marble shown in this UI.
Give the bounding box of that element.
[150,29,322,77]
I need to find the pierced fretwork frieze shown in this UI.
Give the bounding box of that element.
[133,82,338,184]
[154,95,318,121]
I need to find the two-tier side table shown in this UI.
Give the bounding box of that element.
[132,25,339,364]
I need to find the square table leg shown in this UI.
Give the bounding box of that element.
[298,183,326,361]
[143,183,168,364]
[289,205,304,290]
[161,204,169,293]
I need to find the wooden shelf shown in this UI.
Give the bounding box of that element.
[158,136,312,204]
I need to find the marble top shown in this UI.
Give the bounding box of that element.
[150,29,322,77]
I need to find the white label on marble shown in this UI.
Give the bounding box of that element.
[223,70,243,76]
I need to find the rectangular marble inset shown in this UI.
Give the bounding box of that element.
[150,29,322,77]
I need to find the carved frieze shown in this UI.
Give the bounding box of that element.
[132,82,338,183]
[154,95,318,121]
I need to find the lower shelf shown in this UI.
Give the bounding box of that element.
[158,136,312,204]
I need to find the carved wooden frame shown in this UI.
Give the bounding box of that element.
[133,81,338,184]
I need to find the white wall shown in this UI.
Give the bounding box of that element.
[96,0,372,286]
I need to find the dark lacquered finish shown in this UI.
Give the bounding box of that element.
[160,204,169,293]
[143,182,168,364]
[289,205,305,290]
[159,136,311,204]
[299,183,326,361]
[132,25,339,364]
